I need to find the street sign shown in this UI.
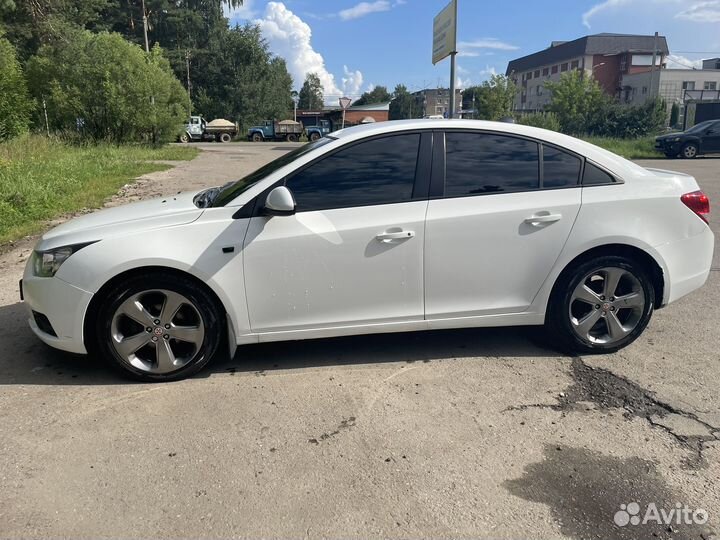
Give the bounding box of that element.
[432,0,457,65]
[339,97,352,109]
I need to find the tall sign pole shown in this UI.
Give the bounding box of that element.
[432,0,458,118]
[339,97,352,129]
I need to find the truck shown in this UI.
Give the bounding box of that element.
[247,120,304,142]
[305,119,332,141]
[179,116,239,143]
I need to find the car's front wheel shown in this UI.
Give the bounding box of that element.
[94,273,224,381]
[681,143,698,159]
[546,256,655,354]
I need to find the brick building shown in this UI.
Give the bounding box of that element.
[505,33,669,111]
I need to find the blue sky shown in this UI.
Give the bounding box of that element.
[226,0,720,100]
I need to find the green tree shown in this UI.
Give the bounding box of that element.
[298,73,324,110]
[0,36,32,140]
[27,30,189,142]
[193,25,293,127]
[546,70,609,135]
[471,75,517,121]
[389,84,418,120]
[353,85,392,106]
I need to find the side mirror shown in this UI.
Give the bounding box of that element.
[264,186,296,216]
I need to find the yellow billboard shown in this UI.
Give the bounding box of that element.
[432,0,457,65]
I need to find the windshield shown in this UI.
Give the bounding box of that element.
[685,121,715,134]
[211,137,335,207]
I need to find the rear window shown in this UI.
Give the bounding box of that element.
[445,132,539,196]
[543,146,581,188]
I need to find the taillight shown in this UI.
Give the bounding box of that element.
[681,190,710,223]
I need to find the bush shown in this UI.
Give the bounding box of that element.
[0,37,33,141]
[26,30,189,143]
[592,98,666,139]
[517,112,560,132]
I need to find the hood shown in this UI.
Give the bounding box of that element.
[655,132,683,141]
[36,191,204,251]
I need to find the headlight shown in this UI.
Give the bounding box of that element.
[32,243,94,277]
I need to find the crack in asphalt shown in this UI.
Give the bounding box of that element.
[507,357,720,469]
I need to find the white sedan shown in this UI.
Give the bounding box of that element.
[22,120,714,381]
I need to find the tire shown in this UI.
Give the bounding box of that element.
[93,273,225,382]
[309,132,321,142]
[179,133,190,143]
[681,143,698,159]
[251,133,263,142]
[219,132,232,143]
[545,255,655,355]
[286,133,298,142]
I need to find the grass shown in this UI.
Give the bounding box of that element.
[581,136,663,160]
[0,136,199,245]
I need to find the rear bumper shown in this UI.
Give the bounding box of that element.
[655,225,715,305]
[22,273,92,354]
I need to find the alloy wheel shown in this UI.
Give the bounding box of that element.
[110,289,205,374]
[568,267,645,345]
[683,145,697,158]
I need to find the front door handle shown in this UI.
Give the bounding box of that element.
[376,230,415,242]
[524,213,562,226]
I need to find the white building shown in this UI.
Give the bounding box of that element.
[620,68,720,123]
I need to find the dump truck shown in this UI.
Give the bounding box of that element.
[248,120,304,142]
[179,116,239,143]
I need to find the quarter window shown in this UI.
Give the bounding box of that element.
[543,146,581,188]
[286,134,420,211]
[583,161,615,185]
[445,133,539,196]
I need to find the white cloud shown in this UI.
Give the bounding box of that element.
[225,0,258,23]
[254,2,364,102]
[341,65,364,96]
[667,54,703,68]
[479,66,498,82]
[582,0,633,28]
[339,1,391,20]
[457,38,519,51]
[676,0,720,21]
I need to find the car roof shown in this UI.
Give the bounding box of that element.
[331,119,646,178]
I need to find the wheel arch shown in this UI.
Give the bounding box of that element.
[548,243,666,311]
[83,265,235,355]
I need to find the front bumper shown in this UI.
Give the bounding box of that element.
[655,139,683,154]
[21,273,93,354]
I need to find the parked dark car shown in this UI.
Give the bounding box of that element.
[655,119,720,159]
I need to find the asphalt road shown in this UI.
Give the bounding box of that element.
[0,143,718,539]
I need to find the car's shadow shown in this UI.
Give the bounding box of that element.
[0,301,563,386]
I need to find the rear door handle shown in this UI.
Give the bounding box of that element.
[524,213,562,226]
[376,230,415,242]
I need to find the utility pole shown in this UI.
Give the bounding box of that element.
[648,31,659,101]
[185,50,192,100]
[141,0,150,53]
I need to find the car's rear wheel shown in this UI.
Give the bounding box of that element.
[219,132,232,143]
[681,143,698,159]
[94,273,224,381]
[546,256,654,354]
